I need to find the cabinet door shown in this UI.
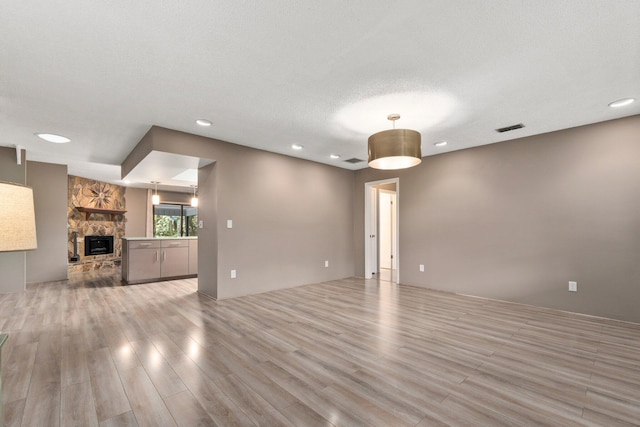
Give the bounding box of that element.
[128,248,161,282]
[161,247,189,278]
[189,240,198,275]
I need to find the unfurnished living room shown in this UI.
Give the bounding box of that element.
[1,1,640,426]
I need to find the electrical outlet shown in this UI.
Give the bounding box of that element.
[198,220,203,229]
[419,264,425,272]
[325,260,329,267]
[231,269,237,279]
[568,281,577,292]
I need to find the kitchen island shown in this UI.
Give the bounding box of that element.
[121,237,197,284]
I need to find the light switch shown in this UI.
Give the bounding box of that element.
[227,219,233,229]
[231,269,237,279]
[325,260,329,267]
[419,264,425,272]
[198,221,203,229]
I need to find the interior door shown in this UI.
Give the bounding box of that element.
[390,192,397,270]
[369,187,378,276]
[379,191,393,269]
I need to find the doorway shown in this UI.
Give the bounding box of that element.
[378,189,397,282]
[364,178,399,283]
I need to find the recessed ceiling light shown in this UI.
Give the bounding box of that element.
[608,98,635,108]
[291,144,303,150]
[330,154,340,159]
[35,133,70,143]
[196,119,212,126]
[434,141,447,147]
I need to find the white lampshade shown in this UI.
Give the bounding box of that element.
[0,182,38,252]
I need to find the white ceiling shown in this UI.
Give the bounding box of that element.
[2,1,639,190]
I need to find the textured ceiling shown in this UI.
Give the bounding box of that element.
[1,1,639,188]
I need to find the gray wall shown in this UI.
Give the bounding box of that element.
[355,115,640,323]
[26,161,69,283]
[124,187,148,238]
[0,147,27,293]
[215,143,355,299]
[126,127,355,299]
[198,162,218,298]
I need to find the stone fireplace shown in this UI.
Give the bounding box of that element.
[68,176,126,273]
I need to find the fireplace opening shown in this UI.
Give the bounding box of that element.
[85,235,114,256]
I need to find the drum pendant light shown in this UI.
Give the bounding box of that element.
[368,114,422,170]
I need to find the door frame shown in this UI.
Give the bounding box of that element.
[364,178,400,282]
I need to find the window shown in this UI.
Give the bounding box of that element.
[153,204,198,237]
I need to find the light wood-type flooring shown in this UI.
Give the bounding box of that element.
[1,272,640,426]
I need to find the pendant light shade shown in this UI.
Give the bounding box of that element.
[368,114,422,170]
[151,181,160,205]
[0,181,38,252]
[191,185,198,207]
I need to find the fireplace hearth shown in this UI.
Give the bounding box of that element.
[85,235,114,256]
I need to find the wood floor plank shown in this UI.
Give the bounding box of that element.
[130,339,187,398]
[212,373,295,427]
[119,366,177,427]
[584,388,640,425]
[258,360,368,426]
[321,380,416,427]
[279,401,335,427]
[163,390,216,427]
[581,407,640,427]
[87,347,132,422]
[438,395,523,427]
[454,374,590,426]
[1,397,25,427]
[61,380,100,427]
[1,342,37,403]
[99,411,139,427]
[20,381,60,427]
[61,333,91,387]
[165,354,257,426]
[110,342,142,373]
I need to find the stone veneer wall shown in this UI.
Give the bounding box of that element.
[68,176,127,273]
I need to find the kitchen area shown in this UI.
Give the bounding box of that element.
[67,171,200,285]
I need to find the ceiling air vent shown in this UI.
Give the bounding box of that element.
[496,123,525,133]
[344,158,365,164]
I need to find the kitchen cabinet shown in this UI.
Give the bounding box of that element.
[125,240,161,282]
[160,240,189,277]
[122,238,197,284]
[189,239,198,275]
